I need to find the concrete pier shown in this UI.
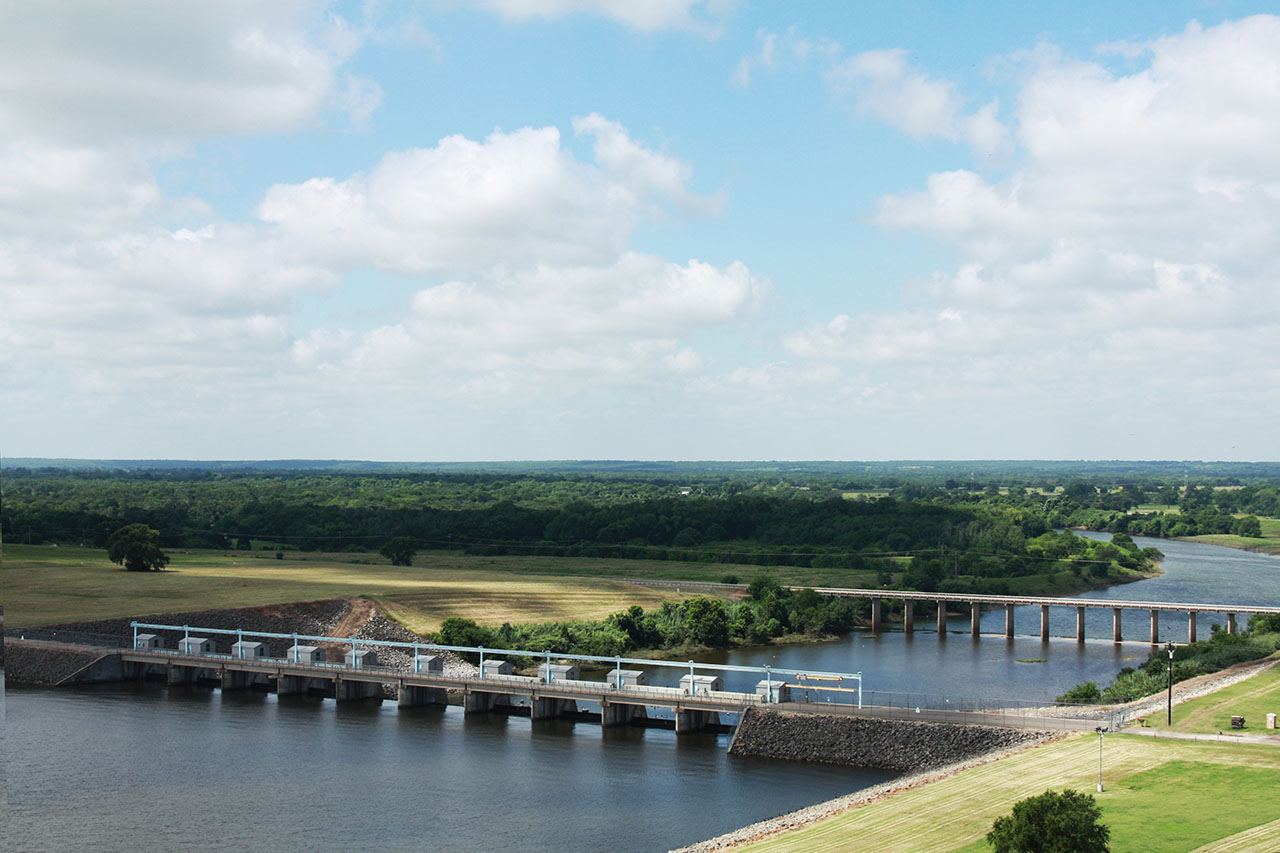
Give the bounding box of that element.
[971,603,981,637]
[1227,613,1236,634]
[937,603,947,638]
[1113,608,1123,643]
[335,678,383,702]
[221,668,261,691]
[398,685,448,707]
[1076,607,1086,644]
[1040,605,1050,642]
[463,689,512,714]
[167,664,195,685]
[674,709,719,734]
[276,675,308,696]
[1005,605,1015,639]
[903,601,914,635]
[1150,610,1159,644]
[870,598,882,634]
[1188,612,1197,644]
[530,697,577,720]
[600,702,647,728]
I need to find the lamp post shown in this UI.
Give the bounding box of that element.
[1166,642,1176,726]
[1095,727,1105,792]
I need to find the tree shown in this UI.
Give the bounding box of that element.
[380,536,418,566]
[106,524,170,572]
[987,789,1110,853]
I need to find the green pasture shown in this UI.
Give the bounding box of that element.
[0,544,739,630]
[1186,516,1280,555]
[740,734,1280,853]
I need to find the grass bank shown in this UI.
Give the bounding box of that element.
[1142,662,1280,738]
[735,733,1280,853]
[1183,516,1280,556]
[0,544,724,630]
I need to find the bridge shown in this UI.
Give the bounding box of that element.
[63,621,1101,733]
[620,579,1280,645]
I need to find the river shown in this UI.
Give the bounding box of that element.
[6,534,1280,852]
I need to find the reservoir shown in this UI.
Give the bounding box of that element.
[7,535,1280,852]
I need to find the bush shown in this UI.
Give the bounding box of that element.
[987,789,1109,853]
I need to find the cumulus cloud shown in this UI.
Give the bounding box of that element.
[825,48,1010,153]
[472,0,733,34]
[257,115,719,274]
[775,16,1280,456]
[0,1,372,139]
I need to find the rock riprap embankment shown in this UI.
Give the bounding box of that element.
[729,707,1051,771]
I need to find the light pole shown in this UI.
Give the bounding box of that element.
[1095,727,1105,792]
[1166,642,1175,726]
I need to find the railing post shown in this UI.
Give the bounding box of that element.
[237,629,243,658]
[765,665,771,703]
[479,646,485,673]
[414,642,420,673]
[545,650,552,682]
[132,621,138,650]
[293,633,299,663]
[615,655,622,689]
[689,660,695,694]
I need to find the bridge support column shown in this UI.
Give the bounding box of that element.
[1150,610,1159,644]
[1113,608,1123,643]
[276,675,307,696]
[674,709,719,734]
[903,601,914,635]
[399,685,448,708]
[937,603,947,639]
[1188,612,1197,644]
[167,664,195,686]
[601,702,647,728]
[1227,613,1236,634]
[336,678,383,702]
[531,697,577,720]
[1005,605,1015,639]
[1076,607,1086,644]
[1040,605,1050,642]
[463,690,502,714]
[870,598,882,635]
[221,668,257,691]
[971,603,981,637]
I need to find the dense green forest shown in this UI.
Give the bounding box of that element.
[0,464,1207,595]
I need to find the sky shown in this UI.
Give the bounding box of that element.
[4,1,1280,462]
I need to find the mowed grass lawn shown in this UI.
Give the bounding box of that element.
[1144,662,1280,738]
[740,734,1280,853]
[0,544,736,630]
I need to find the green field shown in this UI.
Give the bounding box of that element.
[1186,516,1280,556]
[1142,664,1280,738]
[740,734,1280,853]
[1,544,740,630]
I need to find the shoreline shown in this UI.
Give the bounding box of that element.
[673,654,1280,853]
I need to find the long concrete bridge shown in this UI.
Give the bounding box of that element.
[52,621,1100,733]
[620,579,1280,645]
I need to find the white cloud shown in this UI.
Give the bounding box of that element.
[729,26,839,88]
[775,16,1280,455]
[825,48,1010,153]
[258,116,719,274]
[0,1,373,140]
[472,0,732,34]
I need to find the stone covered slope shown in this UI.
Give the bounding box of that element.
[729,707,1052,771]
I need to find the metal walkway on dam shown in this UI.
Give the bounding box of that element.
[21,620,1104,733]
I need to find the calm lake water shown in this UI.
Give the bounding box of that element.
[6,534,1280,852]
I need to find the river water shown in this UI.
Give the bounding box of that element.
[7,535,1280,852]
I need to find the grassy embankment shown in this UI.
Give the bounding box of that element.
[1,544,747,631]
[1142,663,1280,738]
[738,732,1280,853]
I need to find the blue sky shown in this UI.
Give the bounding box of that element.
[3,1,1280,461]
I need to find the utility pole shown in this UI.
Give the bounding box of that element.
[1166,642,1176,726]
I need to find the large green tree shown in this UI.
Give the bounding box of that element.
[380,536,418,566]
[106,524,170,572]
[987,789,1109,853]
